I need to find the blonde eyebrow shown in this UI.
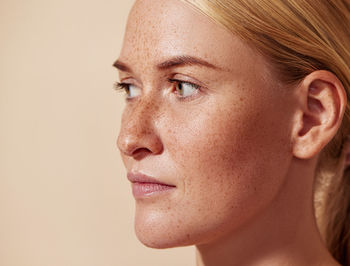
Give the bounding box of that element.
[156,55,220,70]
[113,55,221,72]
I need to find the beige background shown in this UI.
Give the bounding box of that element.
[0,0,194,265]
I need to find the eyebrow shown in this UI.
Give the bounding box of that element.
[113,60,131,72]
[157,55,220,70]
[113,55,220,72]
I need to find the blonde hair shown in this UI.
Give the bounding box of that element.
[181,0,350,264]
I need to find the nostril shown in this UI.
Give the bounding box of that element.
[132,147,153,161]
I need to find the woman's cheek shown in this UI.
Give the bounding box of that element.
[165,97,254,184]
[163,98,284,228]
[166,108,247,189]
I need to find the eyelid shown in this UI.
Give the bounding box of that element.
[168,78,201,89]
[117,77,142,89]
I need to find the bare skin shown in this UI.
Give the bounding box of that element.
[115,0,346,265]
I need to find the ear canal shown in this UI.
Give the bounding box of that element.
[298,113,321,137]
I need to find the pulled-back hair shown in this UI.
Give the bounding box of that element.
[181,0,350,264]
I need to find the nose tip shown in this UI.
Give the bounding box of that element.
[117,93,163,159]
[117,129,163,159]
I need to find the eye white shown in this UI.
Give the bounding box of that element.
[177,82,198,97]
[128,85,142,98]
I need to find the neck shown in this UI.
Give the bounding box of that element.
[195,158,339,266]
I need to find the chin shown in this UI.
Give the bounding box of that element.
[133,205,237,249]
[133,206,200,249]
[135,230,184,249]
[134,217,192,249]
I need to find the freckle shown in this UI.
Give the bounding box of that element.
[240,97,244,102]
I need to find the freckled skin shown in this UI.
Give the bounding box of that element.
[117,0,296,248]
[116,0,347,264]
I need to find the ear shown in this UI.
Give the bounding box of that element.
[292,70,347,159]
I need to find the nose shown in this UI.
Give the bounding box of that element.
[117,99,164,160]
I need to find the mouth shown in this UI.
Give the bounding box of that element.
[127,172,176,199]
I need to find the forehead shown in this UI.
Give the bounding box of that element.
[119,0,251,70]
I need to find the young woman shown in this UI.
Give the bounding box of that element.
[114,0,350,265]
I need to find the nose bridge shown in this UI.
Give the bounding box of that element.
[129,94,160,133]
[117,94,163,157]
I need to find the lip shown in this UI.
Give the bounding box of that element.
[127,172,176,198]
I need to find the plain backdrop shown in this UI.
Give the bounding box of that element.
[0,0,194,265]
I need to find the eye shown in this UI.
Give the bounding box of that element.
[169,79,200,98]
[114,82,142,99]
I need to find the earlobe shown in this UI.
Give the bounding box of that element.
[292,71,347,159]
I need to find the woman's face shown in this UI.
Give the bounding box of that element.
[117,0,296,248]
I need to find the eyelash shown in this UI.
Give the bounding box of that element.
[113,79,202,98]
[114,82,130,92]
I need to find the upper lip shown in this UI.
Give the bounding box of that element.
[127,172,175,187]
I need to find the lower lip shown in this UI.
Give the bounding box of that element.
[132,182,176,198]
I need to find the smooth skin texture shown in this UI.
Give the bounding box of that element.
[116,0,346,265]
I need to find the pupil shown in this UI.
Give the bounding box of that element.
[178,83,183,92]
